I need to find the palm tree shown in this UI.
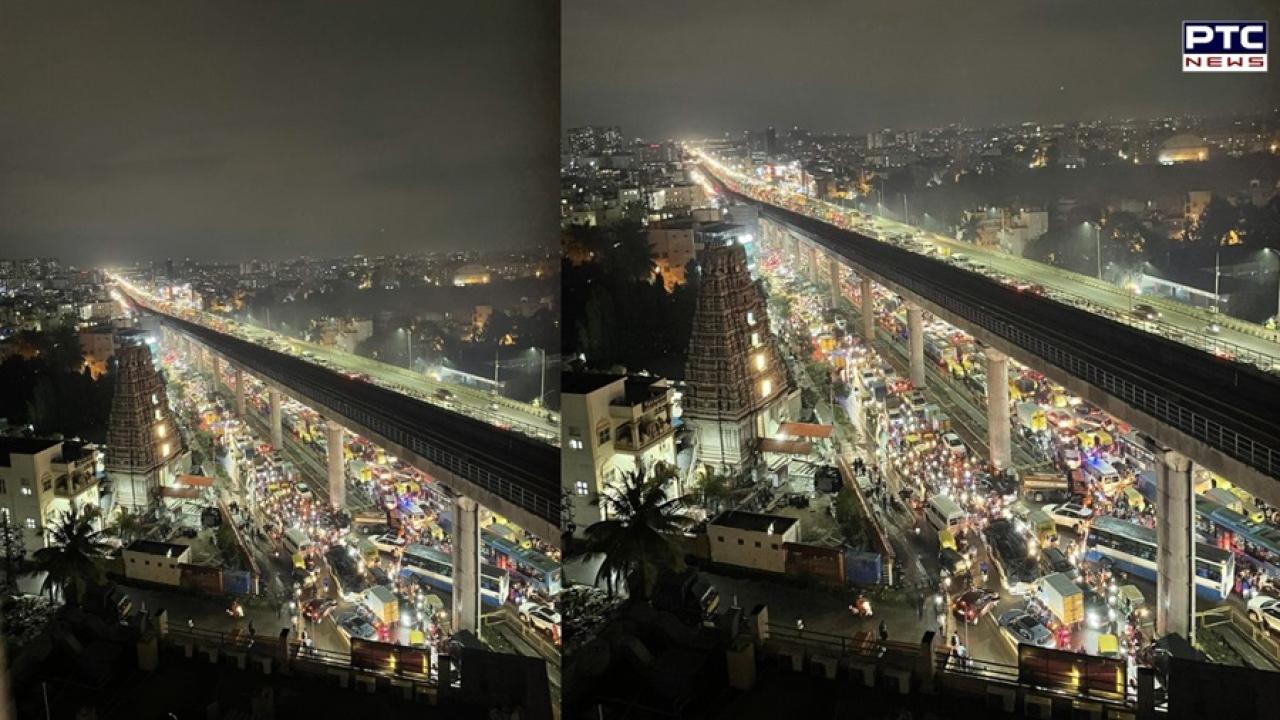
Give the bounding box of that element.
[109,506,150,545]
[32,503,110,606]
[583,466,693,600]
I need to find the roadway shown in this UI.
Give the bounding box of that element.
[131,297,560,541]
[112,276,558,445]
[700,164,1280,504]
[699,155,1280,372]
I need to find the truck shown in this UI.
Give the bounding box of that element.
[1021,471,1071,503]
[362,584,400,627]
[1015,402,1047,433]
[1037,572,1084,626]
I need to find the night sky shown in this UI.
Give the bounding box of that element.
[0,0,558,264]
[564,0,1280,139]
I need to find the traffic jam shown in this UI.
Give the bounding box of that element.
[157,340,563,661]
[754,214,1280,681]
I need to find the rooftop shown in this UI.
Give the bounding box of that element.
[709,510,798,535]
[0,436,62,466]
[126,540,190,557]
[562,371,625,397]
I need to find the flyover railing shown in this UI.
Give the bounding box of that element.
[716,176,1280,482]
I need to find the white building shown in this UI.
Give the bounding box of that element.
[0,437,103,555]
[561,373,677,534]
[707,510,799,574]
[123,539,191,586]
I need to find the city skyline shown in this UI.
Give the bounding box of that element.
[0,0,559,264]
[564,0,1280,139]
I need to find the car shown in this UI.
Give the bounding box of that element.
[296,482,313,498]
[1043,502,1092,532]
[1133,304,1161,321]
[1247,595,1280,634]
[371,533,405,553]
[303,597,337,623]
[997,610,1056,648]
[1082,587,1112,630]
[942,432,966,456]
[1204,322,1222,336]
[519,602,561,633]
[336,611,377,641]
[952,589,999,625]
[1039,546,1078,581]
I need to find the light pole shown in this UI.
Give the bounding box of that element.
[1214,248,1221,313]
[902,193,909,225]
[1091,222,1102,280]
[403,327,414,370]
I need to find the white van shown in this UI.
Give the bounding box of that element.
[283,527,313,555]
[926,495,967,534]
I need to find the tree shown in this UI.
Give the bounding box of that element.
[959,214,982,244]
[694,470,739,514]
[109,506,150,546]
[31,503,110,606]
[583,467,693,600]
[0,513,27,594]
[43,323,85,373]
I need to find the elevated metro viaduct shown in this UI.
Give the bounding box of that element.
[710,171,1280,643]
[134,301,558,634]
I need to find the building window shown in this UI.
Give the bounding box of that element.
[754,541,761,548]
[597,427,611,445]
[24,518,36,530]
[754,353,765,372]
[771,544,780,550]
[760,378,773,397]
[717,536,725,543]
[747,311,756,326]
[574,481,589,496]
[568,438,584,450]
[737,539,744,545]
[20,480,32,497]
[42,478,52,492]
[751,332,761,347]
[0,479,6,494]
[0,508,10,524]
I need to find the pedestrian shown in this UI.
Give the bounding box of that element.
[796,617,805,636]
[950,631,959,650]
[187,617,195,629]
[878,620,888,643]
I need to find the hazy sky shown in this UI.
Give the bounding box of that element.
[564,0,1280,139]
[0,0,558,264]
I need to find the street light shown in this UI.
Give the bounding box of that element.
[400,327,414,370]
[1084,221,1102,280]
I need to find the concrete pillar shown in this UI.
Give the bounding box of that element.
[1156,450,1195,642]
[212,355,222,386]
[452,495,482,634]
[829,257,840,307]
[860,276,875,342]
[808,245,821,284]
[908,304,926,388]
[325,422,346,510]
[234,367,246,416]
[985,348,1011,471]
[268,388,283,449]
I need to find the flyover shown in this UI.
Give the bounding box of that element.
[128,295,560,544]
[704,164,1280,506]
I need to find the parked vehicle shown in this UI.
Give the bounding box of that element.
[1247,595,1280,634]
[952,589,999,625]
[519,601,560,634]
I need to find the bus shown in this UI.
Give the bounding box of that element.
[482,530,561,595]
[1084,517,1233,601]
[399,544,510,607]
[1194,496,1280,580]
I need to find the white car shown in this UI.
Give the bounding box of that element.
[942,432,966,456]
[519,602,560,634]
[1044,502,1093,532]
[1247,595,1280,634]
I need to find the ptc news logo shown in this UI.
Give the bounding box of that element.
[1183,22,1267,72]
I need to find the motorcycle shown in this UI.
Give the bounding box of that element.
[848,595,874,617]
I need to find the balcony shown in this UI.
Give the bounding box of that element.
[613,418,674,454]
[53,472,99,499]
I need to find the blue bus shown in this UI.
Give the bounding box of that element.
[399,544,510,607]
[1195,496,1280,580]
[482,529,562,595]
[1085,516,1234,601]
